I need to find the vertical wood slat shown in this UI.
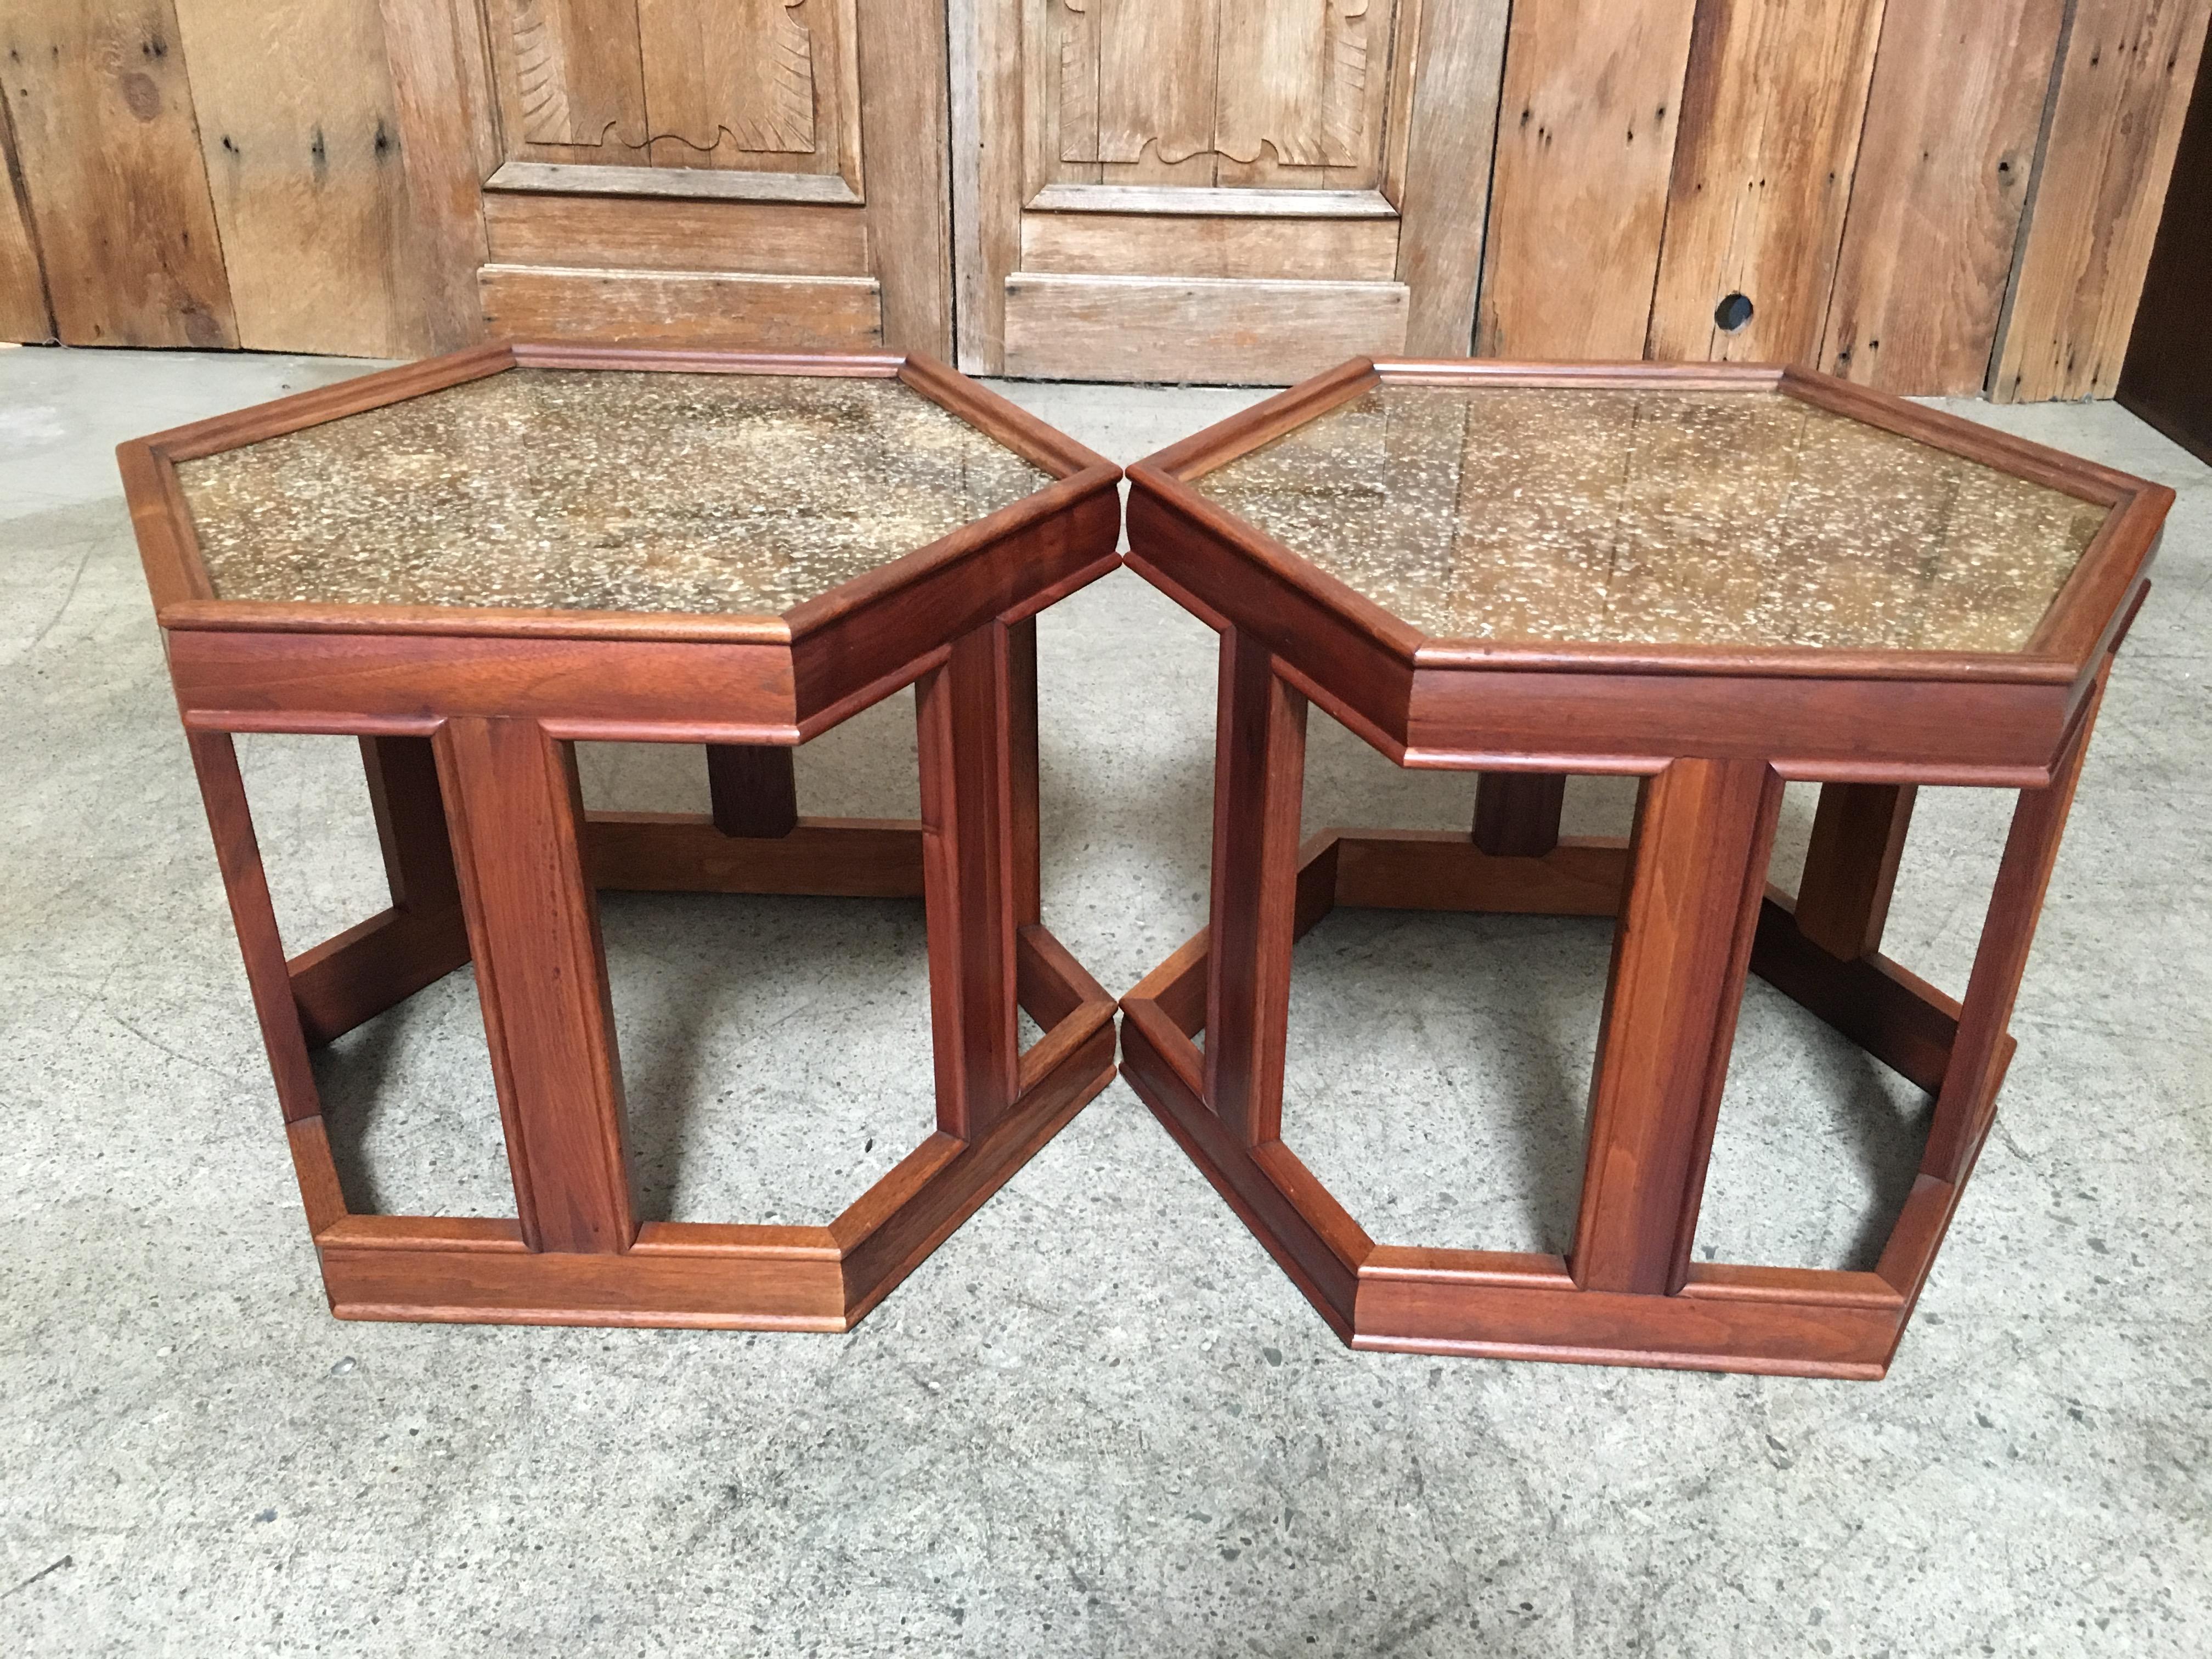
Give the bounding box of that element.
[706,745,799,838]
[1818,0,2067,395]
[185,731,324,1124]
[0,102,54,341]
[1991,0,2212,402]
[1573,758,1782,1296]
[1921,678,2104,1183]
[857,0,953,356]
[361,735,464,917]
[170,0,410,359]
[378,0,496,354]
[1646,0,1886,368]
[951,0,1022,371]
[1475,0,1698,359]
[915,623,1021,1139]
[436,716,635,1255]
[1794,782,1916,961]
[1395,0,1510,355]
[1471,772,1566,859]
[1,0,236,347]
[1203,629,1309,1148]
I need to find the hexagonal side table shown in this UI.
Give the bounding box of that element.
[1120,358,2172,1378]
[120,343,1122,1330]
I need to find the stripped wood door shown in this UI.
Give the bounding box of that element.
[957,0,1509,380]
[465,0,952,353]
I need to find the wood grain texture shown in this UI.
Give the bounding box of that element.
[436,718,636,1255]
[585,814,924,896]
[1793,782,1915,959]
[856,0,953,354]
[1393,0,1509,354]
[1019,212,1399,281]
[2,0,235,347]
[1471,772,1565,858]
[172,0,410,358]
[706,743,798,837]
[1476,0,1697,358]
[1204,630,1308,1147]
[1003,273,1408,381]
[1820,0,2067,394]
[950,0,1023,370]
[1572,759,1782,1296]
[1647,0,1886,366]
[482,191,871,273]
[1992,0,2212,400]
[478,263,883,347]
[0,105,53,340]
[378,0,494,353]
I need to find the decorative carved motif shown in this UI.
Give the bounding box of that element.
[510,0,817,156]
[1060,0,1375,171]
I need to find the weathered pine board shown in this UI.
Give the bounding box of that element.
[1992,0,2212,401]
[1395,0,1510,355]
[1820,0,2067,396]
[1646,0,1886,367]
[2,0,236,347]
[0,116,53,341]
[1476,0,1698,359]
[172,0,410,359]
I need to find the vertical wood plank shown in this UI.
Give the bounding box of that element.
[1819,0,2067,395]
[1793,782,1916,961]
[437,717,635,1255]
[951,0,1022,370]
[1646,0,1886,368]
[1471,773,1565,859]
[379,0,495,354]
[915,624,1021,1138]
[186,731,324,1125]
[706,744,799,838]
[858,0,953,355]
[1,0,236,347]
[171,0,410,358]
[360,735,463,918]
[1204,629,1309,1147]
[1573,758,1781,1296]
[1921,680,2103,1183]
[1395,0,1509,355]
[0,103,54,341]
[1475,0,1697,359]
[1991,0,2212,402]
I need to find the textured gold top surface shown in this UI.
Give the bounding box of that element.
[1194,384,2110,651]
[177,370,1052,615]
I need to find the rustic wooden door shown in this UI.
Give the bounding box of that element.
[953,0,1508,380]
[463,0,953,354]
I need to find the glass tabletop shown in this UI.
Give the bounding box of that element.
[177,370,1051,616]
[1193,383,2110,651]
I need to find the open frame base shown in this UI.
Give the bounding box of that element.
[1120,826,2018,1380]
[276,809,1116,1331]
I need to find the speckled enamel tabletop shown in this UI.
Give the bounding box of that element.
[177,370,1051,615]
[1195,385,2112,651]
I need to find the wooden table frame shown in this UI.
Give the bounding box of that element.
[121,344,1124,1330]
[1120,358,2171,1378]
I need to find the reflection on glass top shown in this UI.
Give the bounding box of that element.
[1194,384,2109,650]
[178,370,1052,615]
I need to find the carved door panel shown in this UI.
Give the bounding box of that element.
[467,0,951,354]
[958,0,1508,379]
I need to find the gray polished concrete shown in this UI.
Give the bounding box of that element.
[3,345,2208,1656]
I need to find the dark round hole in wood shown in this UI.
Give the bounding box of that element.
[1715,292,1755,332]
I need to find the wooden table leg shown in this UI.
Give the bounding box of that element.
[1572,758,1783,1295]
[1007,614,1042,928]
[1794,783,1916,960]
[706,745,799,838]
[436,716,635,1255]
[916,621,1022,1141]
[1204,627,1310,1148]
[1472,772,1566,857]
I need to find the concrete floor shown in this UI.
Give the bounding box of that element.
[2,344,2208,1656]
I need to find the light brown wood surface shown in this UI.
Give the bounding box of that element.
[1393,0,1510,354]
[2,0,235,347]
[478,264,883,347]
[0,113,52,341]
[378,0,495,354]
[1993,0,2212,400]
[483,193,872,275]
[855,0,953,354]
[1001,273,1408,381]
[172,0,409,358]
[1821,0,2067,395]
[1476,0,1698,359]
[1647,0,1886,366]
[1020,213,1398,283]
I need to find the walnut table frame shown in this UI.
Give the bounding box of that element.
[121,343,1122,1330]
[1119,359,2170,1378]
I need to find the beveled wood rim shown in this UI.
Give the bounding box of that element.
[1130,357,2171,688]
[123,342,1122,646]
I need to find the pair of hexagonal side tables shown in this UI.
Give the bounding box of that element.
[121,346,2169,1378]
